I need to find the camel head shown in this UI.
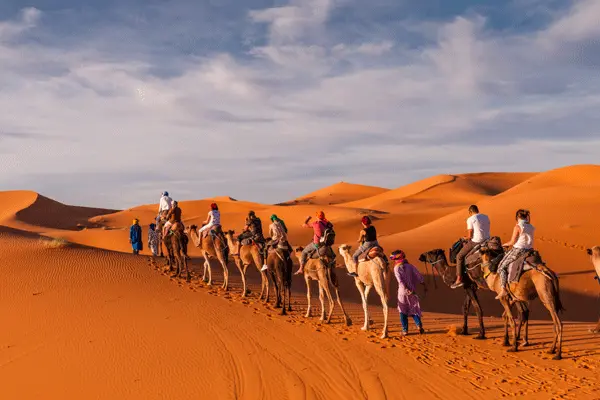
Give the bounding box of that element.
[294,246,304,255]
[189,224,198,232]
[338,244,352,255]
[587,246,600,276]
[418,248,445,265]
[479,247,493,268]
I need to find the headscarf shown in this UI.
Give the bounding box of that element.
[163,191,169,196]
[361,216,371,225]
[133,218,139,225]
[390,250,407,264]
[316,211,325,220]
[149,223,156,231]
[210,203,218,210]
[270,214,288,233]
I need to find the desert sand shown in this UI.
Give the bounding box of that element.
[1,165,600,399]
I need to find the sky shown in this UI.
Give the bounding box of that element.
[0,0,599,209]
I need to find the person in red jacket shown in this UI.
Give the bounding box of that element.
[295,211,333,275]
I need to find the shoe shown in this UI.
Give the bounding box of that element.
[419,327,425,335]
[401,331,408,336]
[450,281,464,289]
[348,272,359,277]
[261,264,268,272]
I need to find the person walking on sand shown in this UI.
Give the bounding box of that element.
[148,223,160,256]
[130,219,143,255]
[391,250,426,335]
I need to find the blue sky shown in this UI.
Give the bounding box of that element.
[0,0,599,208]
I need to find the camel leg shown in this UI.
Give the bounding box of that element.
[502,310,510,347]
[514,304,524,347]
[205,258,213,286]
[305,277,312,318]
[592,318,600,334]
[327,267,350,325]
[220,257,229,291]
[547,304,563,360]
[468,287,486,339]
[185,256,191,282]
[263,271,270,303]
[461,294,472,336]
[201,255,208,282]
[333,284,351,327]
[323,280,335,324]
[373,283,389,339]
[273,271,282,309]
[234,260,247,297]
[522,305,530,346]
[500,299,518,352]
[318,284,326,322]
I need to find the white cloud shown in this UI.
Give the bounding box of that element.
[0,1,599,208]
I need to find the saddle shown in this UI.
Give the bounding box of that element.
[309,245,335,260]
[507,250,535,283]
[465,236,502,265]
[358,246,385,263]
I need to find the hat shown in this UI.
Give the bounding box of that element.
[390,250,406,261]
[316,211,325,219]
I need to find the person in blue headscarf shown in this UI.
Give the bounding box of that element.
[130,218,143,255]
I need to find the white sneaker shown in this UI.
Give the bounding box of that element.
[261,264,268,272]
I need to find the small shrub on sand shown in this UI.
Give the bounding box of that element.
[40,237,71,249]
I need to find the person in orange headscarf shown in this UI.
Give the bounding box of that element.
[295,211,333,275]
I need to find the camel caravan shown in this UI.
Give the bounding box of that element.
[144,193,600,360]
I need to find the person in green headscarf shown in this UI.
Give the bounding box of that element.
[270,214,287,234]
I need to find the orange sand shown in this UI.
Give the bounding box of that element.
[1,165,600,399]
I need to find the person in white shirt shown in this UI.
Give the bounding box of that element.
[451,205,491,289]
[158,191,173,215]
[199,203,221,235]
[495,209,535,299]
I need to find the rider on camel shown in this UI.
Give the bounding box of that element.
[295,211,333,275]
[495,209,535,299]
[261,214,290,272]
[236,211,264,247]
[157,191,173,223]
[199,203,221,236]
[348,216,381,277]
[451,205,491,289]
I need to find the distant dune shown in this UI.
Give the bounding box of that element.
[280,181,390,206]
[2,165,600,399]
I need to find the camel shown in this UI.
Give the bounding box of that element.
[224,231,269,301]
[338,244,391,339]
[293,246,351,326]
[162,224,190,281]
[265,240,293,315]
[479,247,564,359]
[586,246,600,334]
[187,225,235,291]
[419,249,488,339]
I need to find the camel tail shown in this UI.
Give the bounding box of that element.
[552,272,564,313]
[541,265,565,313]
[373,257,391,300]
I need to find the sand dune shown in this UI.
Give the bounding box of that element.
[282,181,390,206]
[1,165,600,399]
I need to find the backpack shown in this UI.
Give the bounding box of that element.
[319,222,336,247]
